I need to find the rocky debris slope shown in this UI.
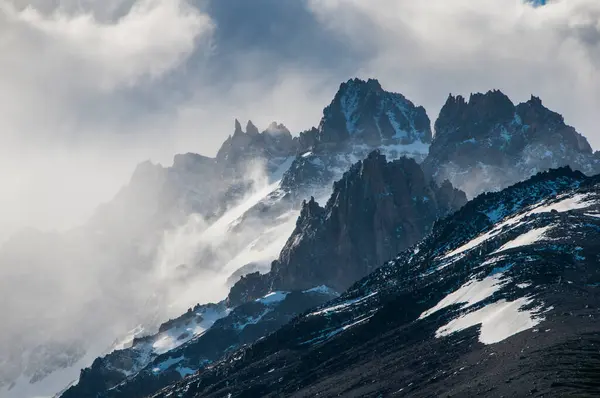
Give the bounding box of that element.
[153,167,600,398]
[424,90,600,197]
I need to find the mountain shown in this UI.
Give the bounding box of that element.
[424,90,600,197]
[0,78,434,397]
[60,151,465,398]
[151,167,600,397]
[216,120,298,170]
[231,151,466,304]
[6,78,600,397]
[308,78,432,149]
[280,78,432,202]
[0,121,296,398]
[60,288,338,398]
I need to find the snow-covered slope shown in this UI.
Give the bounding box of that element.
[151,167,600,397]
[60,288,339,398]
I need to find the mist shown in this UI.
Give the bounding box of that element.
[2,0,600,396]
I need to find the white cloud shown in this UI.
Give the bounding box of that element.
[0,0,214,238]
[1,0,212,90]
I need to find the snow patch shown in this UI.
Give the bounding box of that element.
[151,356,184,374]
[303,285,339,296]
[256,291,289,305]
[420,274,507,319]
[436,297,545,345]
[492,226,553,253]
[444,192,595,260]
[528,193,595,215]
[308,292,378,316]
[151,306,229,356]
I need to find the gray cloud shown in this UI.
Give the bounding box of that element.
[2,0,600,240]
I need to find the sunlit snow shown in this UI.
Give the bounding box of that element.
[436,297,544,344]
[256,291,289,305]
[308,291,378,316]
[419,274,507,319]
[492,225,554,254]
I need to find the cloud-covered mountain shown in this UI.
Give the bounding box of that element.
[150,167,600,397]
[4,76,600,398]
[60,149,465,398]
[0,78,435,398]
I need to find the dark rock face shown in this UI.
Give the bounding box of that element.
[272,151,466,292]
[320,78,432,147]
[309,78,432,150]
[228,151,466,305]
[424,90,600,197]
[153,167,600,398]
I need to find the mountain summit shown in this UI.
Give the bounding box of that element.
[299,78,432,152]
[216,119,297,168]
[424,90,600,196]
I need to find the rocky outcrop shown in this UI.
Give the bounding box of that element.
[424,90,600,197]
[301,78,432,152]
[228,151,466,305]
[271,151,466,292]
[215,119,297,168]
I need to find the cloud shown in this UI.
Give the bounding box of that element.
[0,0,351,239]
[0,0,214,237]
[0,0,212,144]
[4,0,600,239]
[308,0,600,149]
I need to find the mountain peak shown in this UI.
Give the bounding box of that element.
[246,120,259,136]
[216,119,298,166]
[313,78,432,149]
[264,121,291,136]
[528,94,543,107]
[234,119,243,135]
[427,90,599,197]
[270,151,466,292]
[341,77,383,93]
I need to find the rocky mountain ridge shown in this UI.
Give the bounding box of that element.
[424,90,600,196]
[60,151,466,398]
[4,77,600,398]
[230,151,466,306]
[151,167,600,397]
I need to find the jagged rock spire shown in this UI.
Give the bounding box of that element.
[270,150,467,292]
[246,120,259,136]
[234,119,243,135]
[310,77,432,151]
